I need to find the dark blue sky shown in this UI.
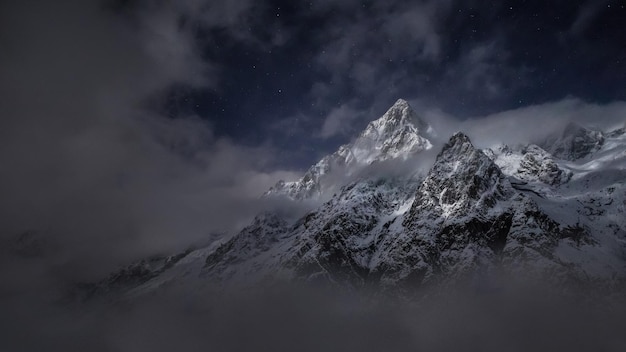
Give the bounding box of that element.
[156,0,625,169]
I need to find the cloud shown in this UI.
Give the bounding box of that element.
[312,1,449,70]
[378,2,444,62]
[319,104,361,138]
[442,40,524,100]
[424,98,626,148]
[308,1,452,109]
[267,111,314,138]
[0,0,302,281]
[569,0,611,36]
[302,0,535,131]
[2,278,626,352]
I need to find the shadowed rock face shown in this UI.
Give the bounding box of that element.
[405,132,510,222]
[544,122,605,161]
[369,133,571,289]
[485,143,573,187]
[518,144,571,185]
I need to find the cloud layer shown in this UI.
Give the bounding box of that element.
[412,97,626,149]
[2,281,626,352]
[0,0,302,281]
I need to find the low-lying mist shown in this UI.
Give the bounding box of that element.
[1,267,625,352]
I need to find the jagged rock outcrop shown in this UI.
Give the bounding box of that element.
[487,143,572,186]
[367,133,591,289]
[517,145,572,185]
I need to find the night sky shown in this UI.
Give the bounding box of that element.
[159,0,625,168]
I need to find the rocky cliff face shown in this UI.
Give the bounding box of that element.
[486,143,572,186]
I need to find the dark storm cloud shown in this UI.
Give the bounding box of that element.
[0,0,302,283]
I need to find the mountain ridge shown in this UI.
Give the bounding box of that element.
[85,101,626,300]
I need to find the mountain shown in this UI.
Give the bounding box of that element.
[543,122,605,161]
[87,107,626,300]
[264,99,435,200]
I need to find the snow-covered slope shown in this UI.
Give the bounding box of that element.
[264,99,434,200]
[88,109,626,300]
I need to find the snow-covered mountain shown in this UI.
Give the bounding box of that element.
[264,99,435,200]
[87,101,626,299]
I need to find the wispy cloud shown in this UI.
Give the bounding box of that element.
[442,40,525,100]
[439,98,626,148]
[309,0,451,105]
[319,104,362,138]
[569,0,611,36]
[0,0,302,279]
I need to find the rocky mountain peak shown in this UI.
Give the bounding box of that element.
[544,122,605,160]
[379,98,411,120]
[381,98,413,122]
[265,99,434,200]
[360,99,430,140]
[441,132,474,155]
[407,133,509,220]
[518,144,571,185]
